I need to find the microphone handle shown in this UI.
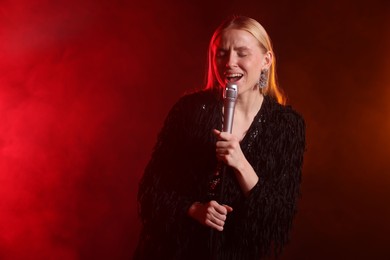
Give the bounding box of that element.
[223,98,235,133]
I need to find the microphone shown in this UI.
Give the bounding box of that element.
[210,83,238,260]
[222,83,238,133]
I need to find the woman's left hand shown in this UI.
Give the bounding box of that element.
[213,129,245,170]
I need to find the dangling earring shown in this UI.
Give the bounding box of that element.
[258,69,269,89]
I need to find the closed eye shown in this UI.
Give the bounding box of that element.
[216,50,227,58]
[238,52,248,57]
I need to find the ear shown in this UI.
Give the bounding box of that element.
[262,51,273,70]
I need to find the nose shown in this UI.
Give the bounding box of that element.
[225,52,237,68]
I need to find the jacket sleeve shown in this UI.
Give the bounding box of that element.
[137,97,194,239]
[239,109,306,256]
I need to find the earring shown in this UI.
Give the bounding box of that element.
[258,69,269,89]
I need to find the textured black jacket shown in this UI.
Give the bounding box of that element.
[135,89,306,260]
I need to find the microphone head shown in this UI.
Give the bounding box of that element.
[223,83,238,100]
[222,83,238,133]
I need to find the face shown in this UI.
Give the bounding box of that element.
[212,29,271,94]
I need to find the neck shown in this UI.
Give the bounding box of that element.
[235,87,263,117]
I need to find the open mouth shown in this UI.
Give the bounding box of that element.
[225,73,243,83]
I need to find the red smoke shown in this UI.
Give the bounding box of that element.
[1,1,390,260]
[0,1,141,258]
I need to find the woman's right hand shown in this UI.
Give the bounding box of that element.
[187,200,233,231]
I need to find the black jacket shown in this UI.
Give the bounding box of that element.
[135,89,305,260]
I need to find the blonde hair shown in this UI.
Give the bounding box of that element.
[205,16,286,105]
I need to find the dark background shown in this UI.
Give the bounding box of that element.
[0,0,389,259]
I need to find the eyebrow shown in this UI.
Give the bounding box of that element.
[216,46,251,52]
[235,47,250,51]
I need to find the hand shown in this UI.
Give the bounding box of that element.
[187,200,233,231]
[213,129,260,196]
[213,129,245,170]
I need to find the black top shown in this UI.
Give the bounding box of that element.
[135,89,306,260]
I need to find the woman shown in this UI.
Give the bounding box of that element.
[135,16,305,259]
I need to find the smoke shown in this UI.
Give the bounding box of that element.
[0,1,140,259]
[1,0,389,259]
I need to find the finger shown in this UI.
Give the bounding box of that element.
[221,132,241,143]
[216,140,229,148]
[218,131,230,140]
[223,205,233,213]
[213,129,233,141]
[207,210,226,224]
[215,141,226,147]
[212,129,221,137]
[216,147,229,155]
[205,218,224,231]
[209,201,227,215]
[213,203,229,215]
[205,207,226,229]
